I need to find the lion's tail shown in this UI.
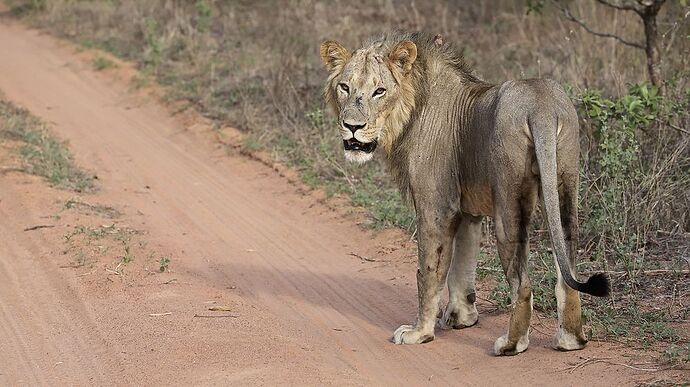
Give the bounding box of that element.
[531,113,610,298]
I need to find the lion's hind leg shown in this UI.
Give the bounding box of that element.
[553,169,588,351]
[493,184,538,356]
[440,215,481,330]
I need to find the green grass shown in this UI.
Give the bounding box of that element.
[528,244,558,316]
[63,223,140,270]
[64,224,138,243]
[64,198,122,219]
[479,237,684,359]
[129,74,151,91]
[0,100,95,192]
[121,245,134,264]
[663,343,690,364]
[91,56,116,71]
[350,180,414,229]
[242,135,262,153]
[584,303,679,347]
[159,257,170,272]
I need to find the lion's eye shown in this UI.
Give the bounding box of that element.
[338,83,350,94]
[373,87,386,97]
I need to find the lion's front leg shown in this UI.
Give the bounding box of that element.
[393,211,455,345]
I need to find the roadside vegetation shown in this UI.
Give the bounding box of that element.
[62,224,134,269]
[0,99,95,191]
[6,0,688,359]
[91,56,116,71]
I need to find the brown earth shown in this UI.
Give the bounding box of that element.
[0,11,686,386]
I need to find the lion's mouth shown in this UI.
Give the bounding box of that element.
[343,139,377,153]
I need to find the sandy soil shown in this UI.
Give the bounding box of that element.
[0,12,686,386]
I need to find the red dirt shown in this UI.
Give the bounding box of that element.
[0,14,686,386]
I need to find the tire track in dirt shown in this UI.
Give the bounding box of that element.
[0,14,682,386]
[0,191,124,386]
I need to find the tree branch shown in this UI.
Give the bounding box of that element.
[635,0,667,15]
[552,0,645,49]
[594,0,640,12]
[655,118,690,135]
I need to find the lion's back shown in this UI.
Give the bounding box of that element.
[493,78,578,141]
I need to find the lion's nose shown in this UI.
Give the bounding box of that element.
[342,120,367,134]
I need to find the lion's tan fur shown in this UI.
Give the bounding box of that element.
[320,31,608,354]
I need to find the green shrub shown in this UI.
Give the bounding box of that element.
[575,83,689,267]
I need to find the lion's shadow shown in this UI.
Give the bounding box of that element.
[194,258,532,354]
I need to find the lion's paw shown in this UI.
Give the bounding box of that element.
[392,324,434,345]
[438,304,478,330]
[553,328,587,351]
[493,332,529,356]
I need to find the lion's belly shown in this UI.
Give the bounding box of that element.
[460,186,494,217]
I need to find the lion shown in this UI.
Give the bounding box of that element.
[319,31,610,355]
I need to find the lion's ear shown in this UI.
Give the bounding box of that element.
[320,40,350,72]
[388,40,417,74]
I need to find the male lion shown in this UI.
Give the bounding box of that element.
[319,32,610,355]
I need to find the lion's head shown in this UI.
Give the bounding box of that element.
[320,36,418,164]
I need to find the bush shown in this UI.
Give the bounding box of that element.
[576,83,689,270]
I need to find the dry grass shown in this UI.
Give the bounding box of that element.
[12,0,688,225]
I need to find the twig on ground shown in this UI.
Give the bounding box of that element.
[563,356,606,373]
[208,306,233,312]
[409,227,418,242]
[349,252,380,262]
[530,312,550,336]
[23,224,55,231]
[529,323,549,336]
[149,312,172,317]
[105,268,120,275]
[598,360,662,372]
[193,313,239,318]
[563,356,666,373]
[476,294,497,306]
[583,269,689,276]
[0,166,25,174]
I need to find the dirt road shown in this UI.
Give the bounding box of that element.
[0,15,683,386]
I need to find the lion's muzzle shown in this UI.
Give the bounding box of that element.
[344,138,377,153]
